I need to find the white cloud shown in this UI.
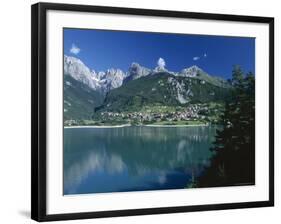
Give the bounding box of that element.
[193,53,207,61]
[157,57,166,68]
[70,44,80,55]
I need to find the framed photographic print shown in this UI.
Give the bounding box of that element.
[31,2,274,222]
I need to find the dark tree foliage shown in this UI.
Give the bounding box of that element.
[197,66,255,187]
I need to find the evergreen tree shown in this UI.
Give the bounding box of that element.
[197,66,255,187]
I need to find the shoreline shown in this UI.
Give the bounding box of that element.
[143,124,209,127]
[64,124,131,129]
[64,123,209,128]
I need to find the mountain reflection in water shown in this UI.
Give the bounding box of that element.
[63,126,217,195]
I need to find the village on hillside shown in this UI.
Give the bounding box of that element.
[64,103,224,126]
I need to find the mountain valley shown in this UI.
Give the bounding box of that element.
[63,55,232,126]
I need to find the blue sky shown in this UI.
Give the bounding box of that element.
[64,28,255,79]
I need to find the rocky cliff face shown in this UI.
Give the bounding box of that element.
[64,55,229,95]
[64,55,127,94]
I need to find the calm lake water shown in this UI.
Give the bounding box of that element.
[63,126,217,195]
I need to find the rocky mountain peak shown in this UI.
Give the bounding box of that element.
[64,55,228,95]
[125,62,152,82]
[64,55,127,94]
[180,65,203,77]
[64,55,102,91]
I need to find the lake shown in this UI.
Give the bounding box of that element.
[63,126,217,195]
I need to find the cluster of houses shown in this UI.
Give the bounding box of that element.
[64,119,79,126]
[99,104,210,123]
[63,104,223,126]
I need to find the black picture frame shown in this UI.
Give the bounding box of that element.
[31,2,274,222]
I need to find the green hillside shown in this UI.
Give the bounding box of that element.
[96,72,231,113]
[63,75,103,121]
[194,70,231,88]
